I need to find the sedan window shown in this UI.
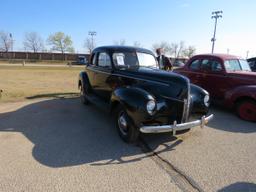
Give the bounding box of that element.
[189,59,200,70]
[224,59,251,72]
[211,60,222,72]
[201,59,211,70]
[98,52,111,68]
[239,60,251,71]
[113,52,138,67]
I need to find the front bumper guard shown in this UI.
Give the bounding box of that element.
[140,114,214,135]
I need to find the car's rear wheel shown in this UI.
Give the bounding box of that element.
[115,105,139,143]
[236,99,256,122]
[80,85,89,105]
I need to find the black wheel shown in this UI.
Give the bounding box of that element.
[80,85,89,105]
[115,105,139,143]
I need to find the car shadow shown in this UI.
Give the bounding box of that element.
[207,106,255,133]
[0,97,180,168]
[217,182,256,192]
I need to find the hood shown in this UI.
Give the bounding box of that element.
[117,67,189,86]
[115,67,190,100]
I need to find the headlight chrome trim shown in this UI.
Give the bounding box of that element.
[204,94,210,107]
[146,100,156,115]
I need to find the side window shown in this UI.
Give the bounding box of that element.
[189,59,200,70]
[201,59,211,71]
[92,53,97,65]
[211,60,223,72]
[98,52,111,68]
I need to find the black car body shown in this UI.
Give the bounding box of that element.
[247,57,256,72]
[78,46,213,143]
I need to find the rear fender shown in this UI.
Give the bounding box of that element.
[225,85,256,106]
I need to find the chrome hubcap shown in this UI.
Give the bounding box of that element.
[118,112,128,135]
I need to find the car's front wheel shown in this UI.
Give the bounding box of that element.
[115,105,139,143]
[236,99,256,122]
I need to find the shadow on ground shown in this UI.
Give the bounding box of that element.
[207,106,255,133]
[0,97,180,168]
[26,92,79,99]
[218,182,256,192]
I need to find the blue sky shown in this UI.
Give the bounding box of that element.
[1,0,256,57]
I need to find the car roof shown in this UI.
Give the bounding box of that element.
[247,57,256,61]
[192,53,241,60]
[92,45,154,55]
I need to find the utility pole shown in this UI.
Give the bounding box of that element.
[9,33,13,51]
[211,11,223,53]
[246,50,249,59]
[88,31,97,49]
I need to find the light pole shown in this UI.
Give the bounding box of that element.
[9,33,14,51]
[88,31,97,49]
[211,11,223,53]
[246,50,249,59]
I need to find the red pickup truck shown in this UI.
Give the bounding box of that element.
[174,54,256,122]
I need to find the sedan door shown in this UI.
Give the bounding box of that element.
[93,52,113,101]
[185,58,204,88]
[201,58,228,101]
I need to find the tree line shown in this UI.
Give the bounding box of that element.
[0,31,74,54]
[0,31,196,58]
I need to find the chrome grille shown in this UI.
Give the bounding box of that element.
[181,83,191,123]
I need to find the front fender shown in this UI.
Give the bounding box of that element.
[111,87,154,126]
[190,84,209,115]
[225,85,256,106]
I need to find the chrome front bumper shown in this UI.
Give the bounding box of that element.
[140,114,214,134]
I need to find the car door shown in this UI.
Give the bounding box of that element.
[201,57,228,101]
[93,52,112,101]
[86,52,98,90]
[185,58,204,88]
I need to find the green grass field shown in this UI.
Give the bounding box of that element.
[0,65,84,103]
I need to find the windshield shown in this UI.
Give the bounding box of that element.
[224,59,251,72]
[112,52,158,68]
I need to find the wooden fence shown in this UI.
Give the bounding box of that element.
[0,51,90,61]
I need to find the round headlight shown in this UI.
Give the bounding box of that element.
[146,100,156,115]
[204,94,210,107]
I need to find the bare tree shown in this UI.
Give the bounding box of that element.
[152,41,171,55]
[47,32,74,54]
[153,40,196,59]
[169,41,185,58]
[133,41,142,47]
[23,32,44,53]
[114,39,126,46]
[0,31,13,52]
[182,46,196,58]
[84,38,95,54]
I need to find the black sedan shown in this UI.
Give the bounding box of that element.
[78,46,213,143]
[247,57,256,72]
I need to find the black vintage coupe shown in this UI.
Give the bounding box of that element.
[78,46,213,143]
[247,57,256,72]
